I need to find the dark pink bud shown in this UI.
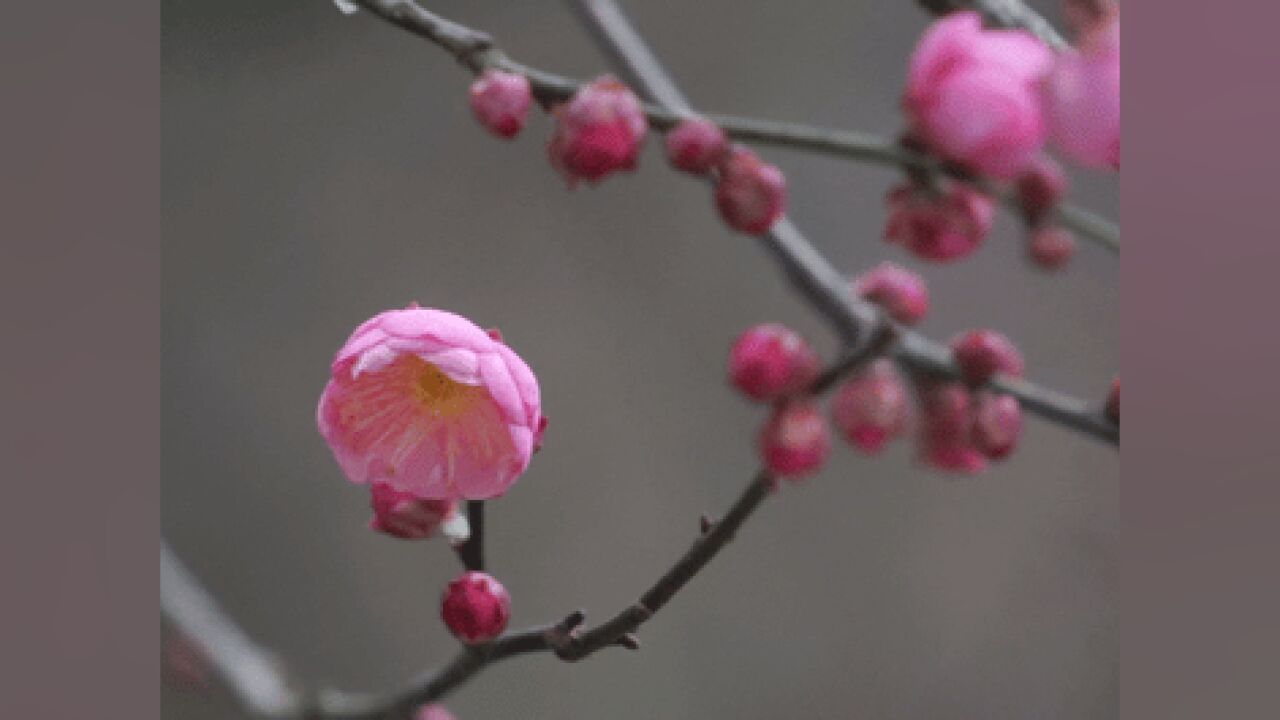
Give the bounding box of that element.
[664,117,728,174]
[728,323,820,402]
[950,329,1024,386]
[547,75,648,185]
[970,391,1022,459]
[917,382,987,474]
[884,182,993,263]
[368,481,462,542]
[852,261,930,326]
[163,634,211,691]
[441,571,510,644]
[469,70,532,139]
[714,145,787,234]
[758,402,831,481]
[1027,226,1076,270]
[1105,376,1119,423]
[830,359,909,454]
[1015,157,1068,222]
[416,705,457,720]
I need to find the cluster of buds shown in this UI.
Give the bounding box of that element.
[728,272,1029,477]
[916,330,1026,472]
[468,71,786,235]
[894,9,1120,269]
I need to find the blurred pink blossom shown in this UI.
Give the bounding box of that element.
[1046,12,1120,169]
[904,11,1053,179]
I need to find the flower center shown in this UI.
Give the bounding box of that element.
[409,357,485,418]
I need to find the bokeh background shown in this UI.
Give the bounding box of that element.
[162,1,1117,718]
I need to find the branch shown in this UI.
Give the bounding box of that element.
[350,0,1117,252]
[567,0,1117,447]
[343,1,1118,443]
[916,0,1069,50]
[160,337,891,715]
[161,540,306,717]
[451,500,485,572]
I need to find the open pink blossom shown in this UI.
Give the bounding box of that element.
[1046,12,1120,170]
[317,305,543,500]
[904,11,1053,179]
[884,182,994,262]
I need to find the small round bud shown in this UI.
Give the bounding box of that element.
[1015,157,1068,223]
[369,481,460,541]
[950,329,1024,386]
[416,705,456,720]
[884,182,993,263]
[714,145,787,234]
[664,117,728,174]
[830,359,909,454]
[441,572,511,644]
[1027,226,1076,270]
[917,382,987,474]
[547,75,648,185]
[1105,376,1119,423]
[758,402,831,480]
[468,70,532,139]
[970,391,1022,459]
[727,324,820,402]
[852,262,930,326]
[163,634,211,691]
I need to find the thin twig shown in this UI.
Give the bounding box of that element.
[350,0,1118,252]
[568,0,1118,446]
[451,500,485,572]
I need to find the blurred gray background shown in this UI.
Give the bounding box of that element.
[162,1,1117,718]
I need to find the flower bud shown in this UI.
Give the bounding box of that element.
[727,323,820,402]
[441,572,511,644]
[917,382,987,474]
[416,705,456,720]
[758,402,831,480]
[1027,226,1076,270]
[368,481,464,542]
[852,262,930,326]
[665,117,728,174]
[830,359,909,454]
[714,145,787,234]
[468,70,532,139]
[1015,157,1067,223]
[949,329,1024,386]
[884,182,993,263]
[547,75,647,185]
[970,391,1022,459]
[1105,376,1119,423]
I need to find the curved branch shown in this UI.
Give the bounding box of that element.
[350,0,1118,252]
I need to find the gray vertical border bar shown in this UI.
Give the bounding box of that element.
[0,1,159,718]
